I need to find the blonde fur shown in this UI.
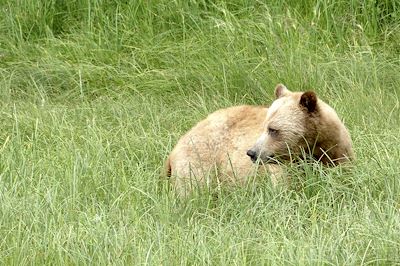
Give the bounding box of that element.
[167,84,353,196]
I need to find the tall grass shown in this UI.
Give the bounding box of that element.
[0,0,399,264]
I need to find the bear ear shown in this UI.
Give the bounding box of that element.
[274,84,291,98]
[300,91,318,112]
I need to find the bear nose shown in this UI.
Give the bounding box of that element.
[246,149,257,161]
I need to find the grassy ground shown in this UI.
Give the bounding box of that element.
[0,0,400,264]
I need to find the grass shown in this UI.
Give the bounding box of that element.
[0,0,400,264]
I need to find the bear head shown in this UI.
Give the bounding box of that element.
[247,84,354,165]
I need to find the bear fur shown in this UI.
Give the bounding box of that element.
[166,84,354,196]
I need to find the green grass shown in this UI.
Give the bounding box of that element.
[0,0,400,264]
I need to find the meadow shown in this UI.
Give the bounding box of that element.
[0,0,399,264]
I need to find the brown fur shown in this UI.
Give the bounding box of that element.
[167,84,353,196]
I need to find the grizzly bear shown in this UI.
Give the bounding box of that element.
[166,84,354,196]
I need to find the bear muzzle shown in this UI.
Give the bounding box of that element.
[246,149,258,162]
[246,149,277,164]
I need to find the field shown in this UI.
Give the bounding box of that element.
[0,0,400,264]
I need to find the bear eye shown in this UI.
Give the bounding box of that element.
[268,127,279,137]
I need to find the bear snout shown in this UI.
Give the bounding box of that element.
[247,149,278,164]
[246,149,257,162]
